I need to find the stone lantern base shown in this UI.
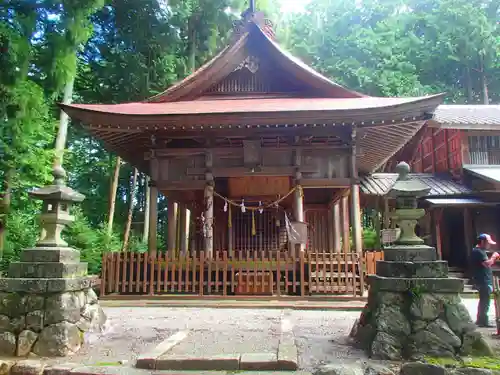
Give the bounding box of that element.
[349,245,493,360]
[0,246,106,357]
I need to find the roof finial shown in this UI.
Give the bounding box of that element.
[249,0,255,12]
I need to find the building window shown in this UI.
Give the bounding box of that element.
[468,135,500,165]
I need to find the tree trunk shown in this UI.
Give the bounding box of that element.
[122,168,138,251]
[188,18,197,73]
[143,175,150,243]
[465,66,473,103]
[53,76,75,169]
[0,170,13,262]
[107,156,121,237]
[480,55,489,105]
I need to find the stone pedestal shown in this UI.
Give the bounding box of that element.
[0,167,106,357]
[349,162,492,360]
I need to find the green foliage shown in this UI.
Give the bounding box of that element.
[362,228,378,250]
[64,208,121,274]
[0,0,499,278]
[424,356,500,370]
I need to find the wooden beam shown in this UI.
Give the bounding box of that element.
[145,144,350,158]
[434,208,443,260]
[156,180,207,191]
[301,178,353,189]
[186,166,319,177]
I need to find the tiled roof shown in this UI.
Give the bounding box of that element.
[431,105,500,129]
[360,173,472,196]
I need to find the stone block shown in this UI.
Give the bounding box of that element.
[155,354,240,371]
[20,248,81,263]
[0,331,16,355]
[45,292,84,325]
[376,261,448,278]
[17,329,38,356]
[33,321,82,356]
[43,363,81,375]
[10,360,45,375]
[400,363,446,375]
[383,246,437,262]
[238,373,312,375]
[368,276,464,293]
[8,262,88,279]
[278,334,298,370]
[240,353,280,371]
[0,360,14,375]
[70,367,148,375]
[316,362,364,375]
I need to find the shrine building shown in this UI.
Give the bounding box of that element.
[61,9,444,297]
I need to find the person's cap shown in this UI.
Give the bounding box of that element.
[478,233,497,245]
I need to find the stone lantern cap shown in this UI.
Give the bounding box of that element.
[29,166,85,203]
[388,161,430,199]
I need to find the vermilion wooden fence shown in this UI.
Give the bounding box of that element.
[99,250,384,298]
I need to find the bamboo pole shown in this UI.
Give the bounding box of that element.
[107,156,121,237]
[122,168,138,251]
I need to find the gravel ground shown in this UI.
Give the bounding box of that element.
[22,297,500,371]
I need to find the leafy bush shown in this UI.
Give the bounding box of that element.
[64,208,121,275]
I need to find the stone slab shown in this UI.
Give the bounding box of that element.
[155,354,240,371]
[21,248,81,263]
[368,275,464,293]
[375,261,448,278]
[278,333,298,370]
[383,246,437,261]
[237,373,312,375]
[8,262,88,279]
[240,353,280,371]
[0,276,99,293]
[10,360,45,375]
[43,362,81,375]
[70,367,152,375]
[136,331,189,369]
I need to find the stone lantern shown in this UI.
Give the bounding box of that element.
[0,166,106,357]
[30,166,84,248]
[387,161,430,246]
[348,161,492,360]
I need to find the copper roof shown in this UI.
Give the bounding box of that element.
[430,105,500,129]
[63,96,439,117]
[360,173,472,196]
[60,14,444,175]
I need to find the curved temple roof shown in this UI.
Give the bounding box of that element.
[61,13,444,175]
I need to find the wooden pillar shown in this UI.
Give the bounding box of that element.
[167,200,178,253]
[327,205,334,251]
[179,205,189,255]
[341,195,350,253]
[464,207,473,261]
[148,183,158,257]
[204,184,214,258]
[189,211,196,255]
[434,208,443,260]
[228,213,233,256]
[350,129,363,254]
[333,201,341,252]
[351,185,363,253]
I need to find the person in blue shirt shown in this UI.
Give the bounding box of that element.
[471,233,499,327]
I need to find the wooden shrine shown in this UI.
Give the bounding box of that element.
[61,8,443,297]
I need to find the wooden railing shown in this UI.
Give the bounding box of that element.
[100,250,384,298]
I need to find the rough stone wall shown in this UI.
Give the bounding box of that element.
[0,287,105,357]
[350,291,492,360]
